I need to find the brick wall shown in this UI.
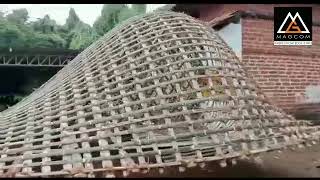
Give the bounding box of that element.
[193,4,320,115]
[242,18,320,113]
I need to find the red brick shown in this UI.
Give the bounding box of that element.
[197,4,320,115]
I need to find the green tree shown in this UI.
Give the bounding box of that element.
[68,22,98,50]
[65,8,80,30]
[63,7,97,50]
[0,11,4,20]
[93,4,126,36]
[93,4,147,36]
[131,4,147,14]
[118,5,135,22]
[31,15,57,33]
[118,4,146,22]
[16,22,38,48]
[0,6,132,51]
[56,25,70,47]
[0,20,26,49]
[30,33,66,48]
[6,8,29,24]
[26,14,67,48]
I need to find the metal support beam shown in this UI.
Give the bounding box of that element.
[0,54,76,67]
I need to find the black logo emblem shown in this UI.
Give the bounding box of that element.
[274,7,312,45]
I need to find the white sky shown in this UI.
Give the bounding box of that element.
[0,4,167,26]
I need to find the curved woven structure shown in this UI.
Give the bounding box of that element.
[0,11,316,177]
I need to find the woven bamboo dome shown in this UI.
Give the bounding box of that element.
[0,11,316,177]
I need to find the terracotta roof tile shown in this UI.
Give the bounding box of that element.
[207,10,241,27]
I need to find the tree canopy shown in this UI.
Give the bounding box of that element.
[93,4,147,36]
[65,8,80,31]
[6,8,29,24]
[0,4,147,108]
[0,4,147,51]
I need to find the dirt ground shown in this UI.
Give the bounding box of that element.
[129,143,320,177]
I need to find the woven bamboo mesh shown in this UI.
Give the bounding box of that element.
[0,11,317,177]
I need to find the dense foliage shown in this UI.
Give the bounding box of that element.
[93,4,146,36]
[0,4,147,51]
[0,4,147,109]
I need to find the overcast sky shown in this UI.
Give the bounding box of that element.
[0,4,166,26]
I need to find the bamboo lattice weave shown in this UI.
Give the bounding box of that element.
[0,11,316,177]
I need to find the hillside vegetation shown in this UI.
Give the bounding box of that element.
[0,4,147,51]
[0,4,147,109]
